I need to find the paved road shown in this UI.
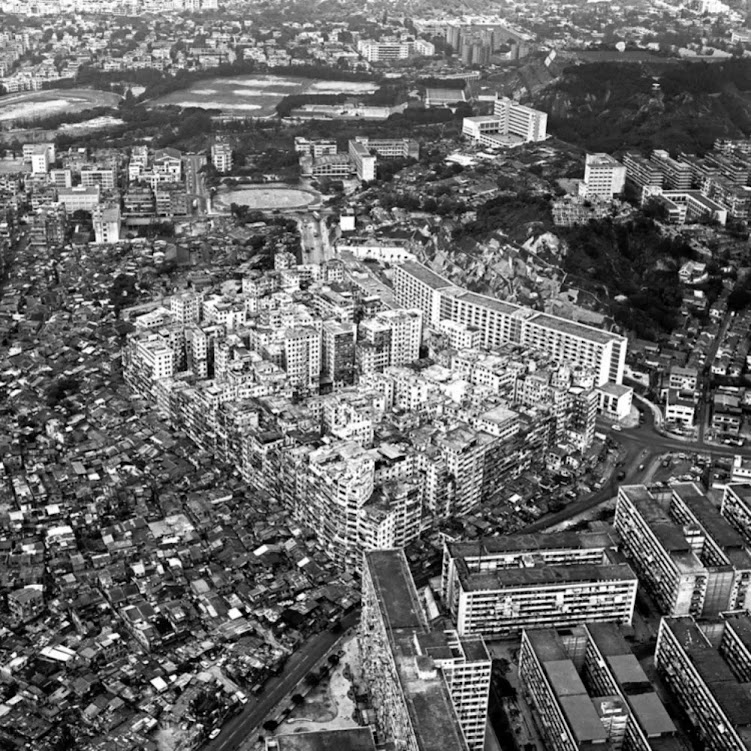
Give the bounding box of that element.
[525,402,747,533]
[184,154,208,215]
[297,215,329,266]
[204,610,360,751]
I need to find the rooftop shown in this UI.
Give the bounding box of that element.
[627,693,678,737]
[364,549,426,631]
[447,530,614,560]
[274,728,377,751]
[392,632,470,751]
[398,261,454,291]
[527,311,621,346]
[460,562,636,590]
[725,612,751,652]
[671,482,746,551]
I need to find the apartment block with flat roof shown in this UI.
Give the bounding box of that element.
[520,624,681,751]
[651,150,692,191]
[348,139,376,182]
[441,531,637,637]
[493,96,548,141]
[623,152,664,190]
[393,261,627,386]
[655,616,751,751]
[721,484,751,547]
[583,153,626,199]
[615,484,751,617]
[519,629,612,751]
[361,549,491,751]
[719,612,751,683]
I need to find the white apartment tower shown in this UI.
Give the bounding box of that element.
[92,205,121,245]
[493,96,548,141]
[211,140,233,173]
[583,153,627,199]
[283,326,321,393]
[394,262,627,386]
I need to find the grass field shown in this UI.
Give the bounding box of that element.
[0,88,121,123]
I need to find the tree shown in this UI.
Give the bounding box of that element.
[52,723,77,751]
[291,693,305,705]
[262,720,278,732]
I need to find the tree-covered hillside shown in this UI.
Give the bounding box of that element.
[534,59,751,154]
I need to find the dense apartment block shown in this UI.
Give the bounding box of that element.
[719,612,751,683]
[519,624,680,751]
[655,616,751,751]
[721,484,751,547]
[357,308,422,372]
[651,150,692,190]
[615,483,751,617]
[394,261,627,386]
[441,531,637,637]
[623,152,664,190]
[361,549,491,751]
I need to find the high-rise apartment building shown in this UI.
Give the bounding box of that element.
[30,144,51,174]
[356,38,435,62]
[359,309,422,371]
[283,326,321,393]
[361,549,491,751]
[348,140,376,182]
[721,484,751,547]
[92,205,121,245]
[441,531,637,637]
[294,441,375,571]
[211,140,233,173]
[321,320,356,387]
[80,167,116,191]
[582,154,627,199]
[622,152,664,191]
[655,616,751,751]
[519,623,679,751]
[493,96,548,141]
[650,150,693,190]
[615,483,751,617]
[394,262,627,386]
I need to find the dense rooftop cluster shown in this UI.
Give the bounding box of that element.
[0,232,359,751]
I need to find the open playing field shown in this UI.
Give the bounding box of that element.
[148,74,378,117]
[0,88,122,123]
[213,184,321,211]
